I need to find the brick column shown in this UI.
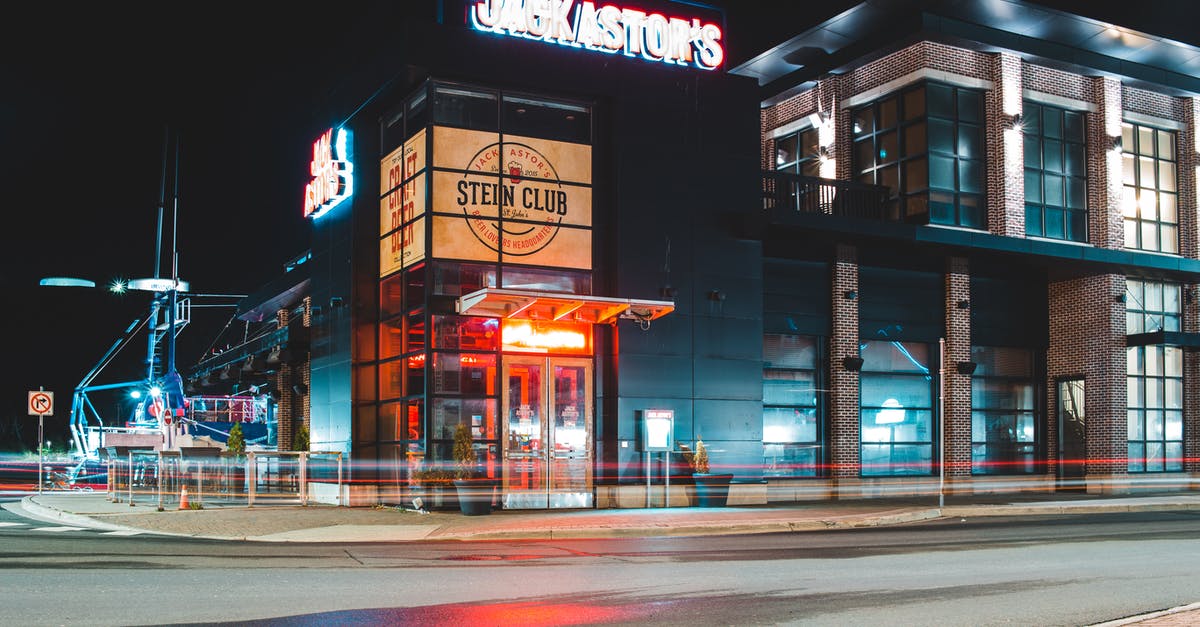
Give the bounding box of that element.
[275,307,293,452]
[1089,76,1124,250]
[830,244,860,488]
[1047,275,1127,491]
[987,52,1024,237]
[1186,284,1200,474]
[944,257,972,483]
[1180,98,1199,260]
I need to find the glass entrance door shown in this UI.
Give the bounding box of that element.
[501,356,593,509]
[1058,378,1086,491]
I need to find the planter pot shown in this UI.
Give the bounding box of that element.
[692,473,734,507]
[453,479,497,516]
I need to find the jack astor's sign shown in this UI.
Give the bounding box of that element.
[469,0,724,70]
[304,128,354,220]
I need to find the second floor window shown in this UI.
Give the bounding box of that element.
[1125,279,1181,334]
[774,126,821,177]
[853,82,985,228]
[1024,101,1087,241]
[1122,122,1178,253]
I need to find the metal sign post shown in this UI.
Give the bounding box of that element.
[640,409,674,507]
[28,388,54,495]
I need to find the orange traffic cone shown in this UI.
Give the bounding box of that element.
[179,485,189,510]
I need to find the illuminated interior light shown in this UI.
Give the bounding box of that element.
[875,398,904,424]
[763,425,790,443]
[1138,191,1156,215]
[109,278,127,293]
[149,386,162,398]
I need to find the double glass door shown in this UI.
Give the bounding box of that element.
[501,357,593,509]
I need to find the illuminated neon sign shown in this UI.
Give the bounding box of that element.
[304,128,354,220]
[502,319,590,353]
[470,0,724,70]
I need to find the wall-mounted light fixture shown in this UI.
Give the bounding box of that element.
[816,146,833,163]
[1116,292,1127,303]
[843,356,864,371]
[1004,112,1024,132]
[957,299,970,309]
[808,110,830,128]
[292,383,308,396]
[1108,134,1123,154]
[707,289,725,302]
[956,361,978,376]
[660,285,678,299]
[843,290,858,300]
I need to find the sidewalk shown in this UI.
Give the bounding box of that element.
[13,490,1200,543]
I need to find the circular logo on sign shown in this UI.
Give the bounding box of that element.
[457,141,567,256]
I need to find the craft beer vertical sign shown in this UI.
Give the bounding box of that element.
[380,129,428,277]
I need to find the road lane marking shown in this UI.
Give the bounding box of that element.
[0,522,27,527]
[100,530,142,536]
[32,526,88,532]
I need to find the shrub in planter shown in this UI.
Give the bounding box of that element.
[686,439,734,507]
[452,423,495,516]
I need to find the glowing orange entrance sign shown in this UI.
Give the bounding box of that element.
[502,319,591,354]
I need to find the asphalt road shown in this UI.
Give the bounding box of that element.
[2,497,1197,625]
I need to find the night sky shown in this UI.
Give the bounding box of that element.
[1,1,1194,451]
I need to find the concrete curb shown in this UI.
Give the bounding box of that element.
[16,496,135,532]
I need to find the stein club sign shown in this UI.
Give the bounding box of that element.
[470,0,724,70]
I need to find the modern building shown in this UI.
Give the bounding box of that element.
[193,0,1200,508]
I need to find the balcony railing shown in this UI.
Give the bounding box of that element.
[763,171,895,221]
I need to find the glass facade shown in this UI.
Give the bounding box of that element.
[375,81,594,488]
[853,82,985,227]
[1127,345,1184,472]
[970,347,1038,474]
[859,340,934,476]
[1121,122,1178,253]
[1023,101,1087,241]
[762,334,822,477]
[1126,279,1184,473]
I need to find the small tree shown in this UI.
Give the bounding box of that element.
[691,439,710,474]
[293,422,309,451]
[452,423,477,480]
[226,423,246,455]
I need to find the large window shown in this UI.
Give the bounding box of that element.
[1125,279,1181,333]
[774,126,821,177]
[1127,345,1183,472]
[762,334,821,477]
[1126,279,1184,473]
[859,340,934,476]
[970,347,1037,474]
[853,82,984,228]
[1024,101,1087,241]
[1122,122,1178,253]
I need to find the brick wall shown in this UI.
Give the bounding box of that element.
[830,244,860,479]
[1088,76,1124,249]
[1022,63,1091,101]
[986,52,1025,237]
[1047,275,1127,478]
[944,257,972,479]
